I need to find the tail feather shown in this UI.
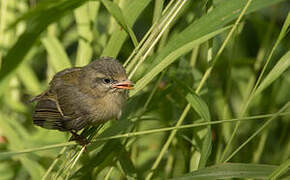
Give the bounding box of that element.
[33,99,68,131]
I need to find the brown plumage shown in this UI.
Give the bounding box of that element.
[31,57,133,138]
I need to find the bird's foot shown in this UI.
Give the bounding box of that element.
[70,131,90,146]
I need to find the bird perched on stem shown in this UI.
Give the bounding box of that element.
[31,57,133,144]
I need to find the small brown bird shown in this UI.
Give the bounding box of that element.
[31,57,133,142]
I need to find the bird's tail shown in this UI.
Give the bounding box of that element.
[33,99,68,131]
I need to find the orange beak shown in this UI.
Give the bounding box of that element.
[113,80,134,90]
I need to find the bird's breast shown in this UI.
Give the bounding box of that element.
[90,92,126,124]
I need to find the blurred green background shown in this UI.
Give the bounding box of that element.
[0,0,289,179]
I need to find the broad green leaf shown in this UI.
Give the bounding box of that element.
[102,0,152,57]
[41,35,72,71]
[185,93,210,122]
[101,0,138,47]
[186,93,212,168]
[254,51,290,96]
[172,163,290,180]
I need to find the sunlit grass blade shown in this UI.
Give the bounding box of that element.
[101,0,152,57]
[101,0,138,47]
[41,35,72,71]
[74,2,99,66]
[17,62,42,95]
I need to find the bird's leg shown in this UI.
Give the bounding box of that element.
[70,130,90,146]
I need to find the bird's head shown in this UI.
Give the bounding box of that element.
[81,57,134,97]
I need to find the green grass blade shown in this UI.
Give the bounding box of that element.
[1,112,289,159]
[101,0,152,57]
[186,93,210,122]
[268,158,290,179]
[131,26,230,96]
[74,140,120,177]
[186,93,212,168]
[254,51,290,96]
[0,142,75,160]
[0,113,45,179]
[0,0,87,81]
[117,143,138,179]
[17,62,42,94]
[172,163,290,180]
[74,2,99,66]
[148,0,284,69]
[41,35,72,71]
[130,0,284,97]
[101,0,138,47]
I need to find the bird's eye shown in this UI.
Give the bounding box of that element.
[103,78,112,84]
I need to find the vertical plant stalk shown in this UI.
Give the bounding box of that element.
[123,0,175,68]
[216,0,254,162]
[145,104,191,180]
[126,0,186,77]
[42,147,67,180]
[128,0,187,79]
[146,0,253,179]
[221,10,290,162]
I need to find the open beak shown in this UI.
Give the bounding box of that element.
[113,80,134,90]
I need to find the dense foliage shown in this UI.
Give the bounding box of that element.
[0,0,289,179]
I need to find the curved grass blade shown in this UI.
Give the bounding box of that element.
[41,35,72,71]
[74,2,99,66]
[186,93,212,168]
[172,163,290,180]
[254,51,290,96]
[102,0,152,57]
[101,0,138,47]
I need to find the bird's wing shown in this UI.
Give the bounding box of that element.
[33,96,68,131]
[54,83,93,131]
[50,67,96,131]
[32,67,89,131]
